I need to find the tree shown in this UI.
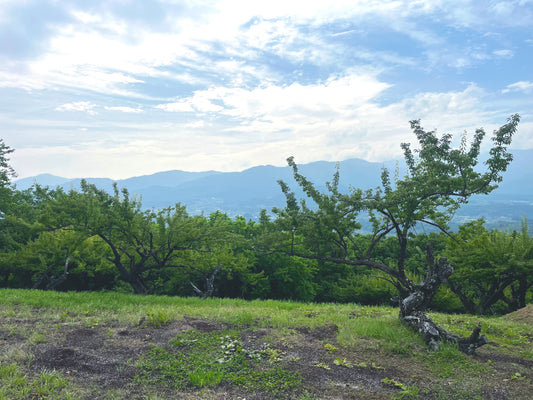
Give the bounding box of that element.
[0,139,16,219]
[446,218,533,314]
[272,114,520,354]
[43,181,256,295]
[0,139,15,189]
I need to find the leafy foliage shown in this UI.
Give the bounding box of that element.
[446,218,533,314]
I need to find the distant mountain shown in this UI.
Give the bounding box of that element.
[15,173,70,189]
[14,151,533,231]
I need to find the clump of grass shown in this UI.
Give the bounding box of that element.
[0,363,75,400]
[188,367,224,387]
[27,332,47,345]
[144,308,172,328]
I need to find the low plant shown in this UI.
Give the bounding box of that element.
[324,343,338,352]
[145,308,172,328]
[135,329,300,398]
[313,362,331,370]
[0,363,74,400]
[333,357,352,367]
[188,367,224,387]
[382,377,420,399]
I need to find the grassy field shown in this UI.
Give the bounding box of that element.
[0,289,531,399]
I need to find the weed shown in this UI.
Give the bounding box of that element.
[338,316,423,354]
[510,372,526,381]
[298,390,316,400]
[264,347,284,362]
[324,343,338,352]
[27,332,47,345]
[1,289,531,400]
[371,362,384,370]
[145,308,172,328]
[314,362,331,370]
[382,377,420,399]
[333,357,353,367]
[188,368,223,387]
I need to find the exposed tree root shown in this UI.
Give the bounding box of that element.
[401,311,489,355]
[399,250,489,355]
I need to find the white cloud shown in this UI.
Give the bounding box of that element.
[9,81,513,181]
[105,106,143,113]
[71,11,102,24]
[493,49,514,58]
[55,101,98,115]
[158,72,391,121]
[156,101,194,112]
[502,81,533,93]
[184,120,207,128]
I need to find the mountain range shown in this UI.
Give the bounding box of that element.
[15,150,533,232]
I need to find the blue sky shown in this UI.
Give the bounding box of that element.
[1,0,532,179]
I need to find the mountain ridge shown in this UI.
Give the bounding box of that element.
[14,151,533,230]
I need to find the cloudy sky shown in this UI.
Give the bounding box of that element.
[2,0,532,179]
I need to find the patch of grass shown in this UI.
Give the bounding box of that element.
[337,315,424,354]
[135,329,300,398]
[0,363,75,400]
[27,331,48,345]
[423,341,490,379]
[427,379,484,400]
[188,367,224,387]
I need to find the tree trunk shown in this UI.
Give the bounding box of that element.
[33,251,71,291]
[127,276,149,294]
[399,246,489,355]
[190,264,223,299]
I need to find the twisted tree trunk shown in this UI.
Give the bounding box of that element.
[190,264,223,299]
[33,250,71,291]
[399,246,489,355]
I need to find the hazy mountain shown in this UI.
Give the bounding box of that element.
[14,151,533,230]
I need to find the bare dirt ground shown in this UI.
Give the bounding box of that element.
[1,309,530,400]
[504,304,533,325]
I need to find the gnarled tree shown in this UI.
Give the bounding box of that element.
[41,181,252,295]
[273,114,520,354]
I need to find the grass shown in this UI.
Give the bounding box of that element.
[0,363,75,400]
[0,288,532,399]
[135,328,301,397]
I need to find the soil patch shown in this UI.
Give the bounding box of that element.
[504,304,533,325]
[2,313,529,399]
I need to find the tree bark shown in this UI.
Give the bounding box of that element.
[33,250,71,291]
[128,276,149,294]
[190,264,223,299]
[399,246,488,354]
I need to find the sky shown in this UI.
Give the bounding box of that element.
[1,0,533,180]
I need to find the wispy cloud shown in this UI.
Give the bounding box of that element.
[55,101,98,115]
[105,106,143,113]
[502,81,533,93]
